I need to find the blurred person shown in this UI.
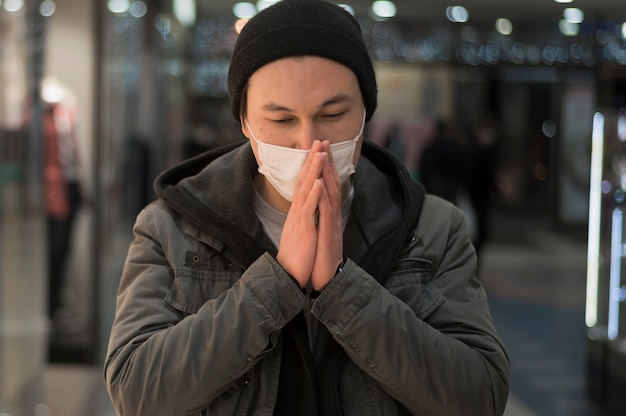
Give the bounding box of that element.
[464,117,499,269]
[383,120,403,159]
[41,76,84,327]
[419,119,467,203]
[124,133,153,219]
[104,1,510,415]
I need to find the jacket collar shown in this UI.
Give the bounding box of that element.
[155,140,425,279]
[349,142,425,284]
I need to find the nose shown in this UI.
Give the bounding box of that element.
[292,120,321,150]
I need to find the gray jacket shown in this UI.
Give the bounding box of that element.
[104,141,510,415]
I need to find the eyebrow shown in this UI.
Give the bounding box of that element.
[261,93,354,112]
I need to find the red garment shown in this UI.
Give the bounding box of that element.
[43,104,75,219]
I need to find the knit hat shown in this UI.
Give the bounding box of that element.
[227,0,377,122]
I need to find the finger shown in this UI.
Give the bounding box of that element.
[311,180,343,291]
[291,141,325,206]
[278,177,324,287]
[292,151,326,208]
[300,140,323,179]
[320,140,341,209]
[304,177,324,217]
[317,175,341,234]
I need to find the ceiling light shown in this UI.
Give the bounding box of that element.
[446,6,468,23]
[372,1,396,19]
[41,76,66,104]
[129,1,147,18]
[554,0,573,3]
[107,0,130,14]
[564,8,584,24]
[495,18,513,35]
[39,0,55,17]
[233,2,256,19]
[559,19,579,36]
[174,0,196,27]
[3,0,23,12]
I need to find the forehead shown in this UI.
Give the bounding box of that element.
[246,56,361,109]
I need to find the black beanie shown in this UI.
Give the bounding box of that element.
[227,0,377,122]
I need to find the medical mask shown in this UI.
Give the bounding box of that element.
[246,112,365,202]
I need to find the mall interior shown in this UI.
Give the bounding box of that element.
[2,0,626,415]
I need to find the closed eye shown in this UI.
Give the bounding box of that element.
[269,117,295,124]
[321,112,346,120]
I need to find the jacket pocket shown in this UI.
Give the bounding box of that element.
[166,268,242,315]
[384,258,444,320]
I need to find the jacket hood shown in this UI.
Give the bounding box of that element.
[154,140,425,278]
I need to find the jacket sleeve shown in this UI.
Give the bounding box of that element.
[103,203,307,416]
[311,195,510,416]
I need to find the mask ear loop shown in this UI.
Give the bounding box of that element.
[355,109,366,141]
[342,109,366,145]
[244,118,266,169]
[244,118,259,143]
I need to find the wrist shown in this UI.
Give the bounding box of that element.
[310,259,345,299]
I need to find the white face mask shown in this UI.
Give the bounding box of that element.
[246,111,365,202]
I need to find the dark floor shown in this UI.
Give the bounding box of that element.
[480,212,607,416]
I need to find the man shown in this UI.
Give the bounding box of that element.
[104,1,510,415]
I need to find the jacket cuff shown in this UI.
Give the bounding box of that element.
[310,258,379,333]
[242,253,308,328]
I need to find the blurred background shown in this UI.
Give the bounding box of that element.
[1,0,626,415]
